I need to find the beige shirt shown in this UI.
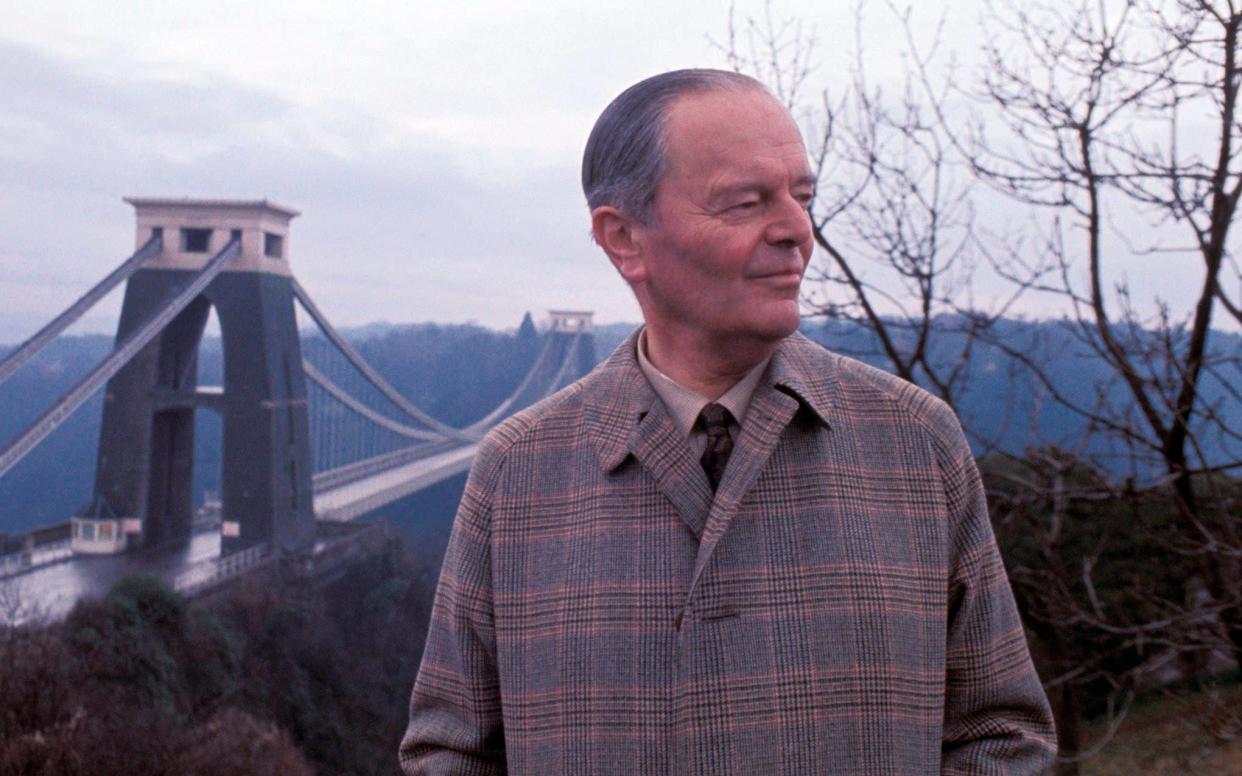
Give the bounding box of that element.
[635,329,771,456]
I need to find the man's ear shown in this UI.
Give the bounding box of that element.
[591,206,648,284]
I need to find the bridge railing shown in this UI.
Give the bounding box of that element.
[174,542,271,598]
[312,436,462,493]
[0,551,31,578]
[0,542,73,579]
[0,523,74,580]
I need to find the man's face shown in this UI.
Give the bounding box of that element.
[633,88,815,349]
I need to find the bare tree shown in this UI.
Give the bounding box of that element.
[717,1,1242,769]
[967,0,1242,659]
[985,449,1242,772]
[714,2,1031,427]
[942,2,1242,769]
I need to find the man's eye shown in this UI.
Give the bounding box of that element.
[730,200,760,211]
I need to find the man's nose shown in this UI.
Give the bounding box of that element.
[764,194,813,250]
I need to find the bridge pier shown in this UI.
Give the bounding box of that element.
[86,199,314,556]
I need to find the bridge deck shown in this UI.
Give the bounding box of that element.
[1,528,224,625]
[313,441,479,522]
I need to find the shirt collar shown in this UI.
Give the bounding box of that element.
[636,328,771,438]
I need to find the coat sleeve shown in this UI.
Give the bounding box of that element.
[929,403,1058,775]
[399,438,508,775]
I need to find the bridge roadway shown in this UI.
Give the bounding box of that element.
[312,437,480,522]
[1,526,228,625]
[2,436,484,626]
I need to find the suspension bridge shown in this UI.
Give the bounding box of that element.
[0,198,595,622]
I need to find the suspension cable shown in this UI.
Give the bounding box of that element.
[465,332,559,433]
[0,233,162,388]
[303,360,445,441]
[548,332,583,393]
[0,238,239,478]
[291,279,477,440]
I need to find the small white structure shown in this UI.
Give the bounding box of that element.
[548,310,594,334]
[71,517,127,554]
[71,497,138,555]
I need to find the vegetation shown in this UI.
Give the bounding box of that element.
[1080,675,1242,774]
[0,539,432,775]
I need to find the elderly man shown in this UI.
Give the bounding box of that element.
[401,69,1057,774]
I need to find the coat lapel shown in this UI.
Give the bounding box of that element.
[627,400,714,538]
[686,333,835,598]
[586,330,835,583]
[686,377,799,596]
[586,330,713,538]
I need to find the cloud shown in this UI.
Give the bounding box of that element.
[0,39,635,343]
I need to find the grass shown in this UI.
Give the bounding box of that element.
[1081,680,1242,775]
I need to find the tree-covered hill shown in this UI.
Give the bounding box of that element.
[1,316,1236,535]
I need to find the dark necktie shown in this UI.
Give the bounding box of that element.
[699,402,734,492]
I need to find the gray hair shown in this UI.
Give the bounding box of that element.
[582,68,770,224]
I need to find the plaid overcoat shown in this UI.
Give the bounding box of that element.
[401,330,1057,775]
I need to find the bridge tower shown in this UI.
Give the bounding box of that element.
[547,309,597,377]
[86,198,314,556]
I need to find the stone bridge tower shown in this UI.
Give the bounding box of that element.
[86,198,314,556]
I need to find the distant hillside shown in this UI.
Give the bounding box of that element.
[1,317,1237,535]
[800,317,1241,468]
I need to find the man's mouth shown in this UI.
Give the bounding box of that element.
[750,267,804,281]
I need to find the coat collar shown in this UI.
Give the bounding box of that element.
[764,331,835,431]
[586,328,657,474]
[587,328,834,476]
[583,328,711,536]
[583,328,837,587]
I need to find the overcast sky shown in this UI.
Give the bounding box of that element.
[2,1,1231,344]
